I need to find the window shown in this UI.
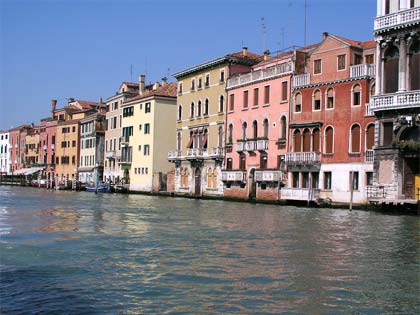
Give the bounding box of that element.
[337,54,346,70]
[352,84,361,106]
[144,123,150,134]
[252,121,258,139]
[205,74,210,87]
[204,99,209,115]
[178,83,183,94]
[242,122,247,140]
[197,101,202,117]
[354,54,362,65]
[292,172,300,188]
[219,95,224,113]
[190,102,195,118]
[72,140,76,147]
[229,94,235,111]
[326,88,334,109]
[144,145,150,155]
[366,124,375,150]
[314,59,322,74]
[138,145,142,151]
[382,121,393,146]
[176,132,181,151]
[293,130,302,152]
[280,116,287,140]
[228,124,233,144]
[313,89,321,110]
[239,153,246,170]
[313,128,320,152]
[294,93,302,112]
[226,158,233,170]
[260,153,268,169]
[365,54,374,64]
[253,88,259,106]
[324,172,332,190]
[263,119,269,138]
[72,156,76,165]
[72,126,76,132]
[191,79,195,91]
[218,126,223,148]
[366,172,373,186]
[243,91,249,108]
[220,70,225,82]
[350,171,359,190]
[264,86,270,104]
[123,106,134,117]
[350,124,361,153]
[281,81,288,101]
[178,105,182,120]
[198,77,202,89]
[145,102,151,113]
[302,129,311,152]
[325,126,334,154]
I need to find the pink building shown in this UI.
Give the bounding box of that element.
[222,47,315,201]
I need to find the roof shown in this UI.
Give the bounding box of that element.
[124,83,177,104]
[330,34,375,49]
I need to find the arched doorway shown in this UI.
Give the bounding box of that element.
[399,126,420,199]
[249,168,256,198]
[194,167,201,196]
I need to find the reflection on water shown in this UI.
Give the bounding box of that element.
[0,186,419,314]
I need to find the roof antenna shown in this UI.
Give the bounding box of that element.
[261,17,267,52]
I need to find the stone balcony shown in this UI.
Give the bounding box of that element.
[255,170,282,182]
[105,150,116,159]
[256,139,268,151]
[245,140,256,152]
[221,170,246,182]
[292,73,310,89]
[374,6,420,33]
[281,187,320,201]
[168,150,181,161]
[285,152,321,165]
[350,64,375,78]
[236,141,245,152]
[226,62,294,89]
[370,90,420,112]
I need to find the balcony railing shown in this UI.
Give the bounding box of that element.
[255,170,282,182]
[365,149,374,163]
[211,147,224,157]
[245,140,256,151]
[366,184,398,200]
[106,150,116,159]
[221,170,246,182]
[281,187,320,201]
[187,148,208,158]
[365,103,374,117]
[226,62,294,89]
[370,91,420,112]
[168,150,181,160]
[292,73,310,88]
[256,139,268,151]
[236,141,245,152]
[374,7,420,32]
[350,64,375,78]
[285,152,321,164]
[121,135,130,146]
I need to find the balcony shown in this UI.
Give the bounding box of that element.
[374,7,420,33]
[106,150,116,159]
[186,148,207,159]
[350,64,375,78]
[292,73,310,89]
[118,157,132,165]
[236,141,245,152]
[168,150,181,161]
[364,149,374,163]
[121,136,130,146]
[221,170,246,182]
[245,140,256,152]
[285,152,321,165]
[281,187,321,201]
[255,170,282,182]
[256,139,268,151]
[226,62,294,89]
[211,147,224,158]
[370,90,420,112]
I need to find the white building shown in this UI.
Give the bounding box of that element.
[0,131,11,174]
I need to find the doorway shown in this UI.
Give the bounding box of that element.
[194,167,201,196]
[249,168,256,198]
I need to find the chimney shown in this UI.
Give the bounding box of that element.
[153,82,160,90]
[51,99,57,116]
[322,32,329,39]
[161,77,168,85]
[68,97,75,103]
[98,96,103,104]
[242,47,248,57]
[263,50,270,61]
[139,74,146,94]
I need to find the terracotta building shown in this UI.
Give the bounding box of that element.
[283,33,376,204]
[8,124,33,173]
[368,0,420,203]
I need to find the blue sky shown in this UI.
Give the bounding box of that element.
[0,0,376,130]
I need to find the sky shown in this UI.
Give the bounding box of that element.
[0,0,377,130]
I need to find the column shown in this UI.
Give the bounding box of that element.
[400,0,408,10]
[375,42,383,95]
[398,37,407,92]
[377,0,383,16]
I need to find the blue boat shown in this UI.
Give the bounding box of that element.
[85,182,111,193]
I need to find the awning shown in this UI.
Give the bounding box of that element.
[77,167,95,173]
[13,167,44,175]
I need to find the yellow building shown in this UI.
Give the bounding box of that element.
[168,48,261,196]
[25,126,40,166]
[120,78,177,192]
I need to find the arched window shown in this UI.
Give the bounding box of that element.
[0,145,2,154]
[313,89,321,110]
[409,40,420,91]
[280,116,287,139]
[366,124,375,150]
[177,105,182,120]
[190,102,194,118]
[352,84,361,106]
[263,119,269,139]
[384,45,399,93]
[313,128,320,152]
[326,88,334,109]
[197,100,202,117]
[218,126,223,148]
[294,93,302,112]
[302,129,311,151]
[228,124,233,144]
[325,126,334,153]
[177,132,181,151]
[242,122,247,140]
[252,120,258,139]
[293,130,302,152]
[219,95,224,113]
[204,99,209,116]
[369,84,375,101]
[350,124,361,153]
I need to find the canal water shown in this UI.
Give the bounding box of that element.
[0,186,418,314]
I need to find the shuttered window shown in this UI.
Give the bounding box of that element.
[313,128,320,152]
[325,127,334,153]
[294,130,302,152]
[303,129,311,152]
[366,124,374,149]
[351,124,361,153]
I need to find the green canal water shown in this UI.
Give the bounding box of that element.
[0,186,419,314]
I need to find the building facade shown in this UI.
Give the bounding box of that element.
[169,48,261,197]
[368,0,420,202]
[104,81,139,184]
[0,131,10,174]
[8,125,33,173]
[25,126,41,167]
[120,79,177,192]
[284,33,376,204]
